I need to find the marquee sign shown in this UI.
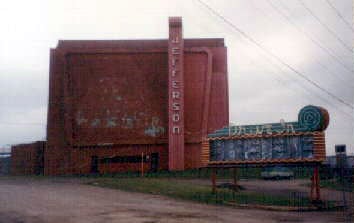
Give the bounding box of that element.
[202,105,329,166]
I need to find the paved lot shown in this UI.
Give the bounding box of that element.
[0,177,349,223]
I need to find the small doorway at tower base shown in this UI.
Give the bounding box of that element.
[90,156,99,174]
[150,153,159,172]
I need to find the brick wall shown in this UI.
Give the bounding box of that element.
[11,141,45,175]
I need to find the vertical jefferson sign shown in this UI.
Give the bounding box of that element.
[168,17,185,170]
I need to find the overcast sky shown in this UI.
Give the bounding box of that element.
[0,0,353,155]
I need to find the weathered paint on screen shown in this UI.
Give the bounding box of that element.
[68,53,168,145]
[210,135,315,161]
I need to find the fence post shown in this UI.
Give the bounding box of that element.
[310,166,321,201]
[350,170,354,219]
[211,168,216,194]
[346,169,354,221]
[310,172,314,201]
[141,152,144,177]
[233,168,238,191]
[315,166,321,201]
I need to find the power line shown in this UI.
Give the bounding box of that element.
[242,37,354,119]
[198,0,354,120]
[265,0,354,86]
[256,57,354,119]
[263,57,354,119]
[325,0,354,32]
[298,0,353,53]
[195,0,354,110]
[234,43,354,120]
[251,0,354,87]
[226,24,353,120]
[276,0,354,74]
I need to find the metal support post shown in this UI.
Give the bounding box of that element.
[211,168,216,194]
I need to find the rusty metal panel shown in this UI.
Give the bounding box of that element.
[184,50,211,141]
[47,49,66,148]
[54,48,225,147]
[56,39,225,50]
[203,46,229,135]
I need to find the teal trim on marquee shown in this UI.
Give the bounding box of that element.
[208,105,329,138]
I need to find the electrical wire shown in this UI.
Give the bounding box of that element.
[195,0,354,110]
[276,0,354,74]
[209,2,354,120]
[325,0,354,32]
[298,0,353,53]
[266,0,354,85]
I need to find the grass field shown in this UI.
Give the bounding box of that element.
[87,177,311,207]
[310,178,353,192]
[84,166,315,179]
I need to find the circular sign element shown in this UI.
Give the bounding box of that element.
[298,105,329,131]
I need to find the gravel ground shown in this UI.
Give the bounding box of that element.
[0,177,349,223]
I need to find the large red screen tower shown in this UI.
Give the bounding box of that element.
[45,17,228,175]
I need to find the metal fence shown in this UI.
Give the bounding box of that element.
[202,165,353,221]
[94,165,353,221]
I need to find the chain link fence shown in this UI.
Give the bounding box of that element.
[86,164,353,221]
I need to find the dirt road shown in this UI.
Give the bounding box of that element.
[0,177,347,223]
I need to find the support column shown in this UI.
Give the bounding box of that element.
[168,17,185,171]
[233,168,238,191]
[211,168,217,194]
[315,166,321,201]
[310,166,321,201]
